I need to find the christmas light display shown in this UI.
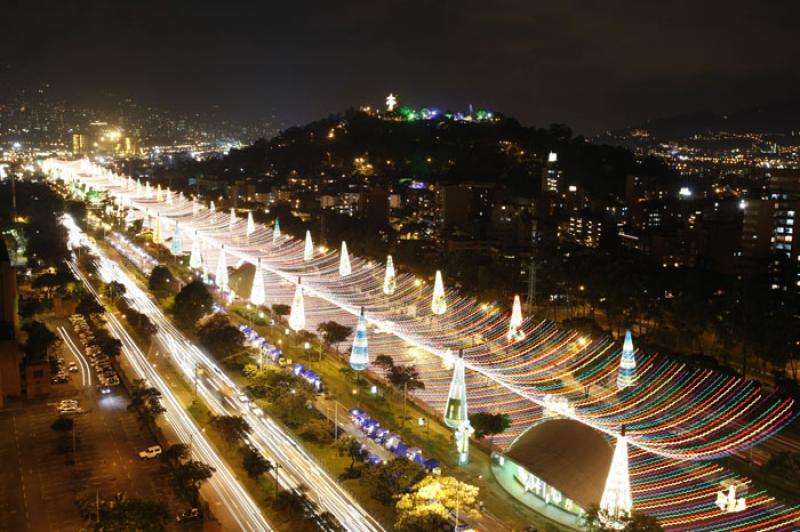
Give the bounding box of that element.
[250,258,266,307]
[189,231,202,269]
[246,211,255,236]
[216,244,229,291]
[48,160,800,532]
[289,277,305,332]
[600,429,633,529]
[304,230,314,261]
[273,218,281,242]
[350,307,369,370]
[383,254,396,295]
[617,330,637,390]
[170,221,182,255]
[431,270,447,315]
[507,294,525,342]
[152,214,162,244]
[339,241,352,276]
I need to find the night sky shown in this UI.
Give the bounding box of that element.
[3,0,799,133]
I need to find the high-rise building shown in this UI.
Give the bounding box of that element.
[541,152,562,194]
[72,133,88,156]
[768,170,800,292]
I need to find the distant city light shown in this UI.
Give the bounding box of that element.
[548,151,558,163]
[679,187,692,197]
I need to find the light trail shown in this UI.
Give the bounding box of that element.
[64,215,383,532]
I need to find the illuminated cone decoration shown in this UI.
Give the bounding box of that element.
[339,241,352,276]
[246,211,255,236]
[600,428,633,529]
[617,330,637,390]
[441,348,454,370]
[210,201,216,215]
[192,198,199,216]
[273,218,281,243]
[303,230,314,261]
[507,294,525,342]
[288,277,305,332]
[152,215,162,244]
[156,184,163,202]
[250,258,266,307]
[189,231,202,269]
[167,188,173,204]
[431,270,447,315]
[229,208,236,229]
[216,245,229,291]
[145,181,152,198]
[383,255,396,295]
[136,178,142,194]
[349,307,369,371]
[125,208,136,226]
[170,221,182,255]
[444,350,468,429]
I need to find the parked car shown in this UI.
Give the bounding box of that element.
[176,508,201,522]
[138,445,162,460]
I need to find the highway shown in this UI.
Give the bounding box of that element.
[64,215,383,532]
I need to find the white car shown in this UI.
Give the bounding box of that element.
[237,393,250,404]
[138,445,162,460]
[68,363,79,373]
[58,405,83,414]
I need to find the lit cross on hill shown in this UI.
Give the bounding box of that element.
[386,93,397,112]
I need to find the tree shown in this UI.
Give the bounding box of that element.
[128,379,166,424]
[76,294,104,317]
[299,418,333,444]
[172,459,215,504]
[272,303,291,318]
[172,280,213,329]
[334,435,368,476]
[95,334,123,358]
[241,444,273,479]
[583,505,663,531]
[395,475,480,531]
[21,320,58,361]
[374,354,394,376]
[209,414,251,445]
[148,265,175,293]
[105,280,126,303]
[469,412,511,443]
[77,492,169,532]
[363,458,426,505]
[387,364,425,424]
[316,321,353,352]
[161,443,190,464]
[196,314,246,360]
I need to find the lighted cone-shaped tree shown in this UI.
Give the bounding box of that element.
[210,201,216,215]
[189,232,202,269]
[250,258,266,307]
[125,208,136,226]
[349,307,369,370]
[441,348,454,370]
[216,245,229,291]
[136,178,142,194]
[156,184,163,202]
[431,270,447,315]
[166,188,173,204]
[192,199,199,216]
[289,278,305,332]
[272,218,281,243]
[617,330,637,390]
[600,428,633,529]
[383,255,396,295]
[152,215,162,244]
[229,208,236,229]
[339,241,352,276]
[246,212,255,236]
[145,181,152,198]
[303,230,314,261]
[444,350,468,429]
[170,222,182,256]
[507,294,525,342]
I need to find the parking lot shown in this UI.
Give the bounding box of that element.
[0,322,180,531]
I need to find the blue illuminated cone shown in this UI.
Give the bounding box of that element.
[170,221,182,255]
[273,218,281,243]
[444,350,468,429]
[617,330,637,390]
[349,307,369,371]
[289,277,305,332]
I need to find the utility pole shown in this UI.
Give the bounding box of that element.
[526,256,537,313]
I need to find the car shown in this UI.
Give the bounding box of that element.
[250,405,264,417]
[58,405,82,414]
[68,363,79,372]
[176,508,201,522]
[138,445,162,459]
[99,386,112,395]
[59,399,79,406]
[51,376,68,384]
[237,393,250,404]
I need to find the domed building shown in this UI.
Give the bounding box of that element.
[492,418,613,529]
